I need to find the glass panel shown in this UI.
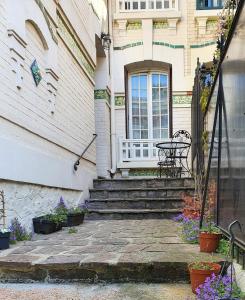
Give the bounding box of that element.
[140,103,147,115]
[153,129,160,139]
[164,0,169,8]
[135,149,141,157]
[161,115,168,128]
[153,116,160,128]
[133,130,140,139]
[161,129,168,138]
[132,89,139,102]
[161,102,168,114]
[141,130,148,139]
[141,117,148,129]
[156,1,162,9]
[153,102,160,114]
[133,1,139,9]
[152,88,159,100]
[131,76,139,89]
[160,75,168,87]
[140,1,146,9]
[140,89,147,102]
[160,88,167,100]
[132,117,140,129]
[132,103,139,114]
[152,74,159,87]
[140,75,147,88]
[149,0,154,8]
[143,149,149,157]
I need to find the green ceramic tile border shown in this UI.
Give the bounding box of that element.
[114,42,143,50]
[190,41,216,48]
[153,41,185,49]
[153,21,168,29]
[173,95,192,105]
[57,14,95,79]
[115,95,125,106]
[129,168,159,177]
[34,0,58,44]
[94,89,111,105]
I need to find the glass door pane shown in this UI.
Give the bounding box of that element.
[131,74,148,139]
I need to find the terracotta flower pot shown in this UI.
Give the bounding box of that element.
[199,232,221,253]
[189,262,221,294]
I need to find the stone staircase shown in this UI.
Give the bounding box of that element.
[86,178,195,220]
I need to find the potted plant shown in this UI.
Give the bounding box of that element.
[0,190,11,250]
[199,221,221,253]
[0,228,11,250]
[32,213,64,234]
[189,261,221,294]
[66,207,85,227]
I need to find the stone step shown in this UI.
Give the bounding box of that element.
[89,187,194,200]
[87,198,183,210]
[94,178,194,190]
[85,209,181,220]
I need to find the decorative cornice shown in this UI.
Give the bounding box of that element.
[57,14,95,79]
[153,41,184,49]
[114,41,143,50]
[115,95,125,106]
[94,89,111,104]
[34,0,58,44]
[173,95,192,105]
[190,40,216,48]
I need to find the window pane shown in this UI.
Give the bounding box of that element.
[140,1,146,9]
[141,117,148,129]
[152,74,159,87]
[132,117,140,129]
[132,89,139,102]
[161,102,168,114]
[140,75,147,88]
[153,102,160,114]
[153,116,160,128]
[131,76,139,89]
[140,103,147,115]
[161,115,168,128]
[156,1,162,9]
[161,129,168,138]
[160,75,168,87]
[133,1,138,9]
[140,89,147,102]
[160,88,167,100]
[133,130,140,139]
[149,0,154,8]
[141,130,148,139]
[132,103,139,115]
[153,129,160,139]
[152,88,159,100]
[164,0,169,8]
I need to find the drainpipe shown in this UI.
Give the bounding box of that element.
[108,0,117,175]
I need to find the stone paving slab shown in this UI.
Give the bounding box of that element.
[0,220,223,283]
[0,283,195,300]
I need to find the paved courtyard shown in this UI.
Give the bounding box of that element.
[0,219,222,284]
[0,282,195,300]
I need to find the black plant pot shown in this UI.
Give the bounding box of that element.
[0,232,11,250]
[33,216,62,234]
[67,212,84,227]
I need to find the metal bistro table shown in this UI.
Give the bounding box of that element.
[156,140,191,178]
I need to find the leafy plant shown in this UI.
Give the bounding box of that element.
[55,196,68,216]
[190,262,217,271]
[217,238,230,256]
[9,218,32,244]
[68,228,78,234]
[200,86,211,113]
[196,273,243,299]
[182,216,201,244]
[201,130,209,152]
[68,207,84,214]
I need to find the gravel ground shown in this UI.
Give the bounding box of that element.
[0,283,195,300]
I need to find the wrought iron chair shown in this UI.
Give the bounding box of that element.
[172,130,192,177]
[157,147,178,178]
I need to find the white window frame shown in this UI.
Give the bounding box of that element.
[128,71,169,140]
[119,0,177,11]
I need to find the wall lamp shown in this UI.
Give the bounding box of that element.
[101,33,111,50]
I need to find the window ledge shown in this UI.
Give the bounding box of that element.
[194,9,222,18]
[114,10,181,21]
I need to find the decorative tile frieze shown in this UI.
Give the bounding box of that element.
[129,168,159,177]
[34,0,58,44]
[153,41,184,49]
[173,95,192,105]
[114,42,143,50]
[127,21,142,30]
[115,95,125,106]
[190,40,216,48]
[57,14,95,79]
[153,21,168,29]
[94,89,111,104]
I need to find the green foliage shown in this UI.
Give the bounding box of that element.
[9,218,32,244]
[217,238,230,256]
[200,86,211,113]
[68,207,84,214]
[68,228,78,234]
[201,130,209,152]
[45,213,66,224]
[190,262,216,270]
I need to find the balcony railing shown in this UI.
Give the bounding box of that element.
[119,0,178,11]
[118,138,170,163]
[196,0,224,10]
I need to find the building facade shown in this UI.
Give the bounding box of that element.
[0,0,222,228]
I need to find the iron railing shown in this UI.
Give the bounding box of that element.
[74,134,97,171]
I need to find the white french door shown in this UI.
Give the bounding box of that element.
[129,72,169,139]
